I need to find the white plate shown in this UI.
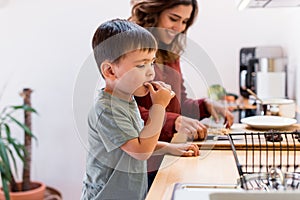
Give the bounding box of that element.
[262,98,294,105]
[241,116,297,129]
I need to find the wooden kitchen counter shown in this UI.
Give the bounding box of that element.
[145,151,239,200]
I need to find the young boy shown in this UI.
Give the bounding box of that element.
[81,19,199,200]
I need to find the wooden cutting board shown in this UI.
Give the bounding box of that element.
[172,123,300,150]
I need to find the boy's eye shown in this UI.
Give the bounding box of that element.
[136,65,145,68]
[136,62,154,69]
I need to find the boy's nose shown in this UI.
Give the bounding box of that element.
[146,65,155,78]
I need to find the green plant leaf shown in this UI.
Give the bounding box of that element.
[4,123,17,143]
[0,106,13,121]
[3,123,11,140]
[6,146,23,179]
[0,168,11,200]
[6,115,37,140]
[3,123,26,168]
[11,140,25,161]
[11,105,38,114]
[0,161,11,180]
[0,141,12,180]
[0,141,11,170]
[1,123,25,179]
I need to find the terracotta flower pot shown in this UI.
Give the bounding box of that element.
[0,181,46,200]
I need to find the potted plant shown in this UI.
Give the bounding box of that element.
[0,88,46,200]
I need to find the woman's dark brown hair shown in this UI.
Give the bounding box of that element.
[130,0,198,63]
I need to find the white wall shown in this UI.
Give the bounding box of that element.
[0,0,299,199]
[184,0,298,98]
[0,0,132,199]
[182,0,300,112]
[285,10,300,112]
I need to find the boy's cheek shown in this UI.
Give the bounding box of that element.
[116,70,147,91]
[116,78,142,94]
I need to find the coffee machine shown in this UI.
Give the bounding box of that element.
[239,46,287,99]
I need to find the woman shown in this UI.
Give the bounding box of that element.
[129,0,234,187]
[130,0,234,142]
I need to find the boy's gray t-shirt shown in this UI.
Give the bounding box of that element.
[82,90,147,200]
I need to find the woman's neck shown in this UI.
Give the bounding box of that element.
[158,41,169,50]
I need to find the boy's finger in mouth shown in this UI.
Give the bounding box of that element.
[144,81,158,90]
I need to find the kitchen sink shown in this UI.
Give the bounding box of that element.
[171,183,240,200]
[171,183,300,200]
[210,191,300,200]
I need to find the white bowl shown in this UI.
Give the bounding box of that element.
[259,98,296,118]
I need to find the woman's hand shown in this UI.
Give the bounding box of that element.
[166,143,200,157]
[204,99,234,128]
[174,116,207,140]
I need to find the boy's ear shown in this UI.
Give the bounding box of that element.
[101,62,117,79]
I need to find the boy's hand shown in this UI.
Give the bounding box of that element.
[145,82,175,108]
[166,143,200,157]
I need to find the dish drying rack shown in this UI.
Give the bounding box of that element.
[228,131,300,191]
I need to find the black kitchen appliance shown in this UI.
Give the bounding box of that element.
[239,46,285,98]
